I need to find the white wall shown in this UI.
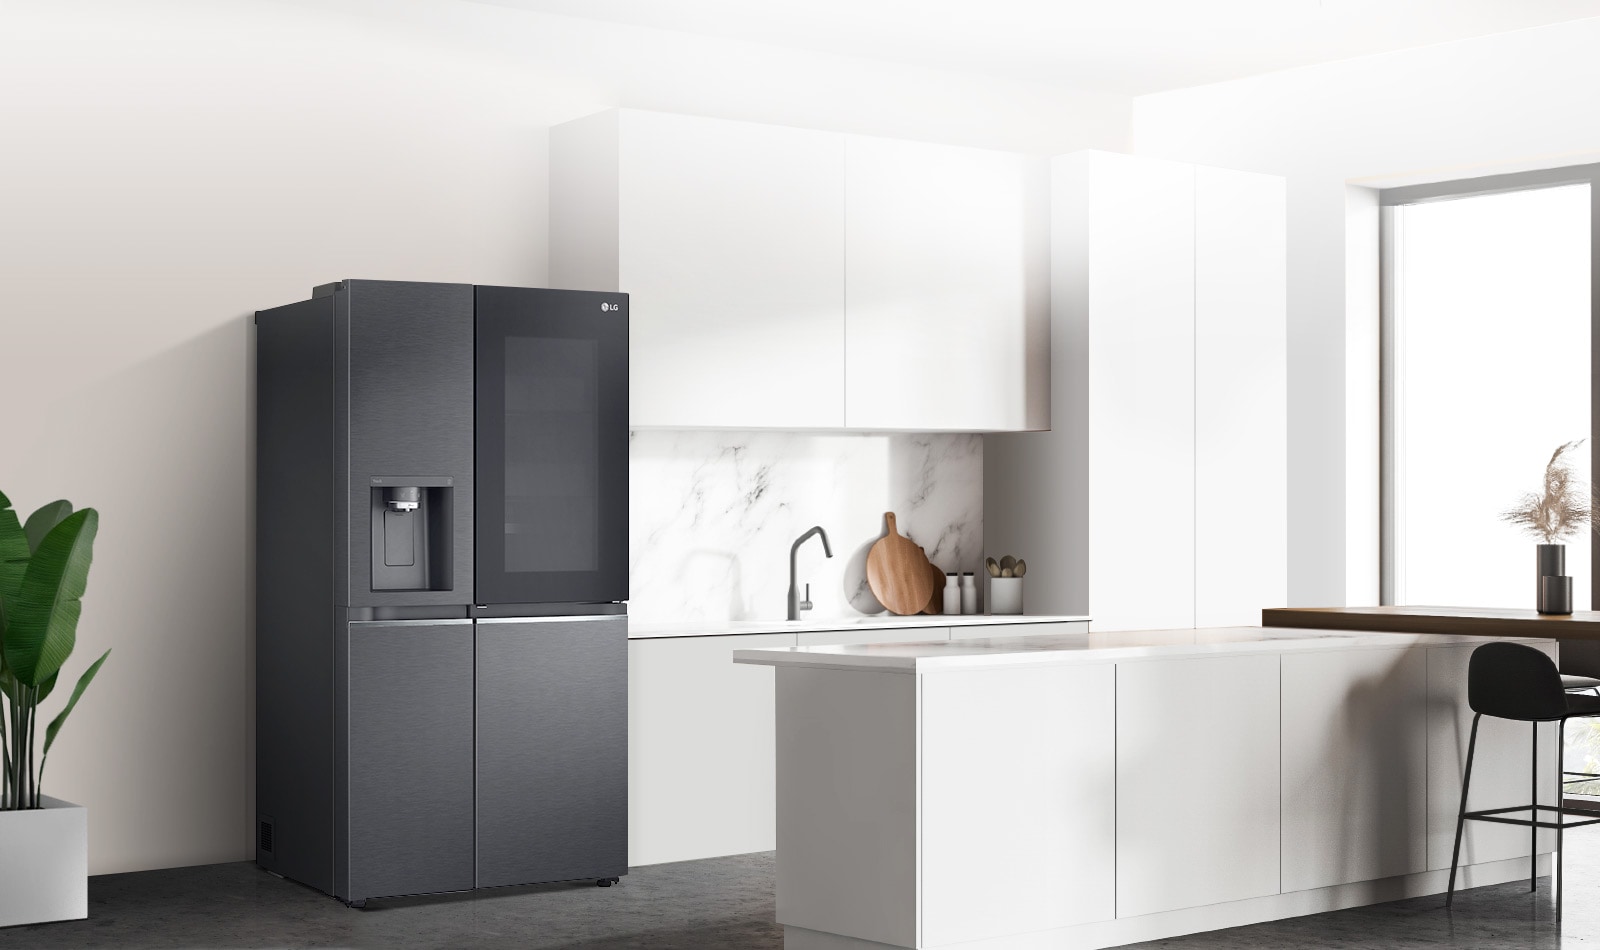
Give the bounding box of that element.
[0,0,1127,874]
[1132,17,1600,607]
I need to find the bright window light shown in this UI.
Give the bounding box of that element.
[1393,183,1591,609]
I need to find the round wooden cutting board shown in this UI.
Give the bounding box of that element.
[866,512,937,616]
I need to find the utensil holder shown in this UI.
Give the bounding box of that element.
[989,577,1023,615]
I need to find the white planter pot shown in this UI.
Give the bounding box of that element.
[0,796,87,927]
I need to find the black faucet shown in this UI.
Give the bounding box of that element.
[787,526,834,621]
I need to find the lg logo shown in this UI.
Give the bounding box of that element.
[600,302,620,312]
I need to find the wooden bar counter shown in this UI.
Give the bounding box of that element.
[1262,605,1600,642]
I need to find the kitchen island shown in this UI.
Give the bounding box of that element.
[736,627,1562,950]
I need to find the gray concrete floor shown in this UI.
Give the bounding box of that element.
[1,846,1597,949]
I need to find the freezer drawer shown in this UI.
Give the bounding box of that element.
[345,621,476,900]
[476,616,629,887]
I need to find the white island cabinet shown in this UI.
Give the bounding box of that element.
[625,615,1088,867]
[737,629,1556,950]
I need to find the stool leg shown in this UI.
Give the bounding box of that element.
[1532,721,1539,892]
[1556,718,1566,921]
[1448,713,1481,907]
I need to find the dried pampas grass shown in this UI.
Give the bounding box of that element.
[1501,440,1593,543]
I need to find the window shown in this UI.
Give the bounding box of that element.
[1383,174,1593,609]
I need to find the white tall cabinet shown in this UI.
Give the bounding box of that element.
[985,150,1286,630]
[1194,166,1289,627]
[550,109,1046,432]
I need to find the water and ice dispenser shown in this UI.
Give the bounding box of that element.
[369,476,454,592]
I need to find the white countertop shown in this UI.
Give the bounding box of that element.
[733,626,1553,672]
[627,613,1090,639]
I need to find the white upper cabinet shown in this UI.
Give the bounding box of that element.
[843,136,1048,431]
[552,110,847,429]
[550,109,1043,431]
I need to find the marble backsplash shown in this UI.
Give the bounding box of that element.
[629,431,982,623]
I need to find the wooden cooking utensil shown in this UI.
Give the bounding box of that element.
[986,557,1001,577]
[921,554,944,615]
[866,513,938,616]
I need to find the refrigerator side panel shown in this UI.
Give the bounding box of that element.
[343,280,475,608]
[476,617,629,886]
[254,297,337,894]
[347,621,476,900]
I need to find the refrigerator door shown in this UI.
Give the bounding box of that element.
[344,620,476,901]
[474,286,628,606]
[475,616,629,886]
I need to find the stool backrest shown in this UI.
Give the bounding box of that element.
[1468,641,1566,721]
[1561,639,1600,679]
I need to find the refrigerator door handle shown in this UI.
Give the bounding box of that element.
[474,615,624,625]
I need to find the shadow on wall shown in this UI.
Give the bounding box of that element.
[6,315,258,874]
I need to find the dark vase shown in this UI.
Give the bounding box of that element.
[1536,543,1572,614]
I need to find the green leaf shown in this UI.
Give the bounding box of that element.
[23,501,72,555]
[4,509,97,688]
[42,649,108,760]
[0,492,29,633]
[34,669,58,706]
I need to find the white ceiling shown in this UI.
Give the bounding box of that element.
[470,0,1600,95]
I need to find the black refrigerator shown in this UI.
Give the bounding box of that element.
[254,280,629,905]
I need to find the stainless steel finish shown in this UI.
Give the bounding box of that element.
[787,526,834,621]
[475,617,628,887]
[255,295,338,894]
[346,622,475,901]
[345,280,474,607]
[258,280,629,906]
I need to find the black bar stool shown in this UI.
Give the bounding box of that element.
[1561,639,1600,694]
[1448,641,1600,917]
[1561,641,1600,788]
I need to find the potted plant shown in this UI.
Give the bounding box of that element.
[1501,440,1592,614]
[0,490,110,926]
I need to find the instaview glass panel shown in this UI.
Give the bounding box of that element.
[503,335,601,573]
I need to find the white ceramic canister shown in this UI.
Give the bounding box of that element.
[989,576,1023,615]
[942,573,961,614]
